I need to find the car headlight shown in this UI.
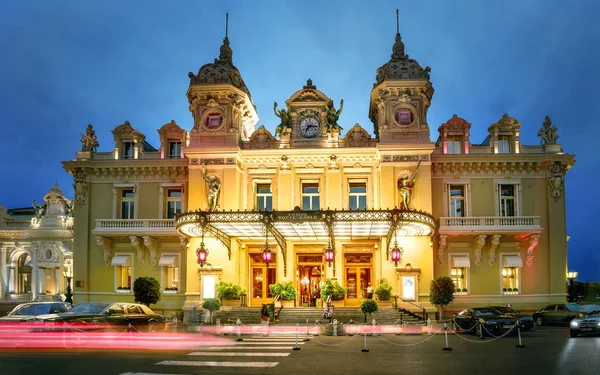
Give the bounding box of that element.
[597,322,600,327]
[571,321,578,327]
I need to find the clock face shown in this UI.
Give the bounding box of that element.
[299,117,321,138]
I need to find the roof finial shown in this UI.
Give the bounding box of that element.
[396,8,399,35]
[225,12,229,39]
[391,8,405,59]
[219,12,232,62]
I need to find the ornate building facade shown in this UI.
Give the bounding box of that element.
[60,22,574,321]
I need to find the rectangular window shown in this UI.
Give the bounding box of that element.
[349,183,367,210]
[449,185,465,217]
[120,189,135,219]
[159,254,179,292]
[302,183,320,211]
[168,141,181,159]
[450,255,470,294]
[123,141,135,159]
[256,183,273,211]
[499,184,516,217]
[502,267,518,293]
[112,255,132,292]
[497,135,510,154]
[166,189,182,219]
[447,135,462,154]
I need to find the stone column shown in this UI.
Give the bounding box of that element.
[31,249,38,301]
[55,268,60,295]
[8,266,15,294]
[0,244,6,299]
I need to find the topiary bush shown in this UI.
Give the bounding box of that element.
[269,281,297,300]
[202,298,221,324]
[375,278,393,301]
[133,276,161,307]
[321,279,347,301]
[429,276,455,320]
[217,281,245,300]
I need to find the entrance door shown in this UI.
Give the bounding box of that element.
[249,253,276,307]
[344,253,372,307]
[296,254,324,307]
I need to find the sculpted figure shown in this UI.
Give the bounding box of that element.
[32,200,46,224]
[537,116,559,145]
[274,102,292,137]
[325,99,344,133]
[80,124,99,152]
[397,159,422,210]
[203,163,221,211]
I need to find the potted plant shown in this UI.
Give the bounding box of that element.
[217,281,245,306]
[375,278,393,308]
[429,276,455,321]
[269,281,297,307]
[201,298,221,324]
[361,299,379,324]
[322,279,347,307]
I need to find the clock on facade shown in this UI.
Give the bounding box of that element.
[299,117,321,138]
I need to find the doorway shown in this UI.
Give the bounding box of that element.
[296,254,324,307]
[249,253,276,307]
[344,253,372,307]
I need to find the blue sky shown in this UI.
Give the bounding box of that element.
[0,0,598,281]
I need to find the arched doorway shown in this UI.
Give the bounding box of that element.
[16,253,32,294]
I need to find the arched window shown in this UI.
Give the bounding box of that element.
[17,253,32,293]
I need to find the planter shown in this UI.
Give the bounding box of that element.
[377,300,393,308]
[282,299,295,308]
[331,300,345,308]
[221,299,240,307]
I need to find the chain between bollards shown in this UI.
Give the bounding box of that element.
[361,323,369,352]
[293,323,301,350]
[442,322,452,351]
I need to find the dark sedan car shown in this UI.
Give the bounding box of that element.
[532,304,585,326]
[0,302,73,322]
[570,310,600,337]
[35,302,166,331]
[490,306,534,331]
[452,307,519,336]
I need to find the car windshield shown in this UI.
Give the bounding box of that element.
[69,303,110,314]
[584,310,600,317]
[10,304,52,316]
[473,308,498,316]
[494,307,517,314]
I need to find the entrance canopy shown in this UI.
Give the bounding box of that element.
[176,207,436,277]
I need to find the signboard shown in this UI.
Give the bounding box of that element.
[402,276,416,301]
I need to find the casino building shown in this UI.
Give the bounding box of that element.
[59,19,575,321]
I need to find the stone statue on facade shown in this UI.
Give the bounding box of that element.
[325,99,344,134]
[537,116,559,145]
[80,124,99,152]
[203,163,221,211]
[273,102,292,137]
[32,200,46,224]
[397,159,421,210]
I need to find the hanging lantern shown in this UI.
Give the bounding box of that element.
[390,236,403,267]
[324,241,334,267]
[196,242,208,267]
[262,229,272,265]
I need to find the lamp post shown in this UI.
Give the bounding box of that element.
[567,271,578,302]
[63,268,73,304]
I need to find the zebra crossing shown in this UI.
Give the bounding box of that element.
[118,332,312,374]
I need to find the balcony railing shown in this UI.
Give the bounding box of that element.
[439,216,541,234]
[93,219,177,236]
[0,221,32,229]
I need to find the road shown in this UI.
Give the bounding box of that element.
[0,325,599,375]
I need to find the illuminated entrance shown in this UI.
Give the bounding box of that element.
[344,252,372,307]
[250,252,276,307]
[296,254,324,307]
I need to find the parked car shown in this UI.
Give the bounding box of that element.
[489,306,534,331]
[35,302,166,331]
[569,310,600,337]
[452,307,519,336]
[532,304,585,326]
[0,302,73,322]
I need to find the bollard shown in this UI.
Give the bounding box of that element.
[516,321,526,348]
[442,323,452,351]
[478,320,485,340]
[172,317,178,333]
[293,323,301,350]
[215,318,221,335]
[427,318,432,336]
[333,319,338,336]
[372,318,378,336]
[236,319,243,341]
[361,323,369,352]
[304,319,310,341]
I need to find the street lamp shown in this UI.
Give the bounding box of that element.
[567,271,578,302]
[62,267,73,304]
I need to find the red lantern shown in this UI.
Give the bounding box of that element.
[324,240,334,267]
[196,243,208,267]
[390,238,403,266]
[262,246,272,265]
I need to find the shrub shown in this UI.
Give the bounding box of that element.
[217,281,245,300]
[269,281,297,300]
[133,276,161,307]
[202,298,221,324]
[375,278,393,301]
[429,276,455,306]
[361,299,379,316]
[322,279,347,301]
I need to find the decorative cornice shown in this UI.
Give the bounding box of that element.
[143,236,158,267]
[0,229,73,241]
[524,234,540,266]
[432,160,544,177]
[89,166,188,182]
[130,236,144,266]
[489,235,501,267]
[95,236,112,266]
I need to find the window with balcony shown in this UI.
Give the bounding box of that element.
[159,254,179,293]
[120,189,135,219]
[256,183,273,211]
[501,255,522,294]
[302,183,320,211]
[499,184,517,217]
[497,135,511,154]
[111,255,132,292]
[450,255,470,295]
[123,141,135,159]
[165,188,182,219]
[349,182,367,210]
[449,185,465,217]
[446,135,462,154]
[168,141,181,159]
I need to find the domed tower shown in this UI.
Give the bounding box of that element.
[369,10,434,143]
[186,14,258,147]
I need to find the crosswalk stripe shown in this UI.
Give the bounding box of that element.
[157,360,279,368]
[194,346,295,350]
[188,352,290,357]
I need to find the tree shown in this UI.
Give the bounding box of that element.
[361,299,379,323]
[133,276,161,307]
[429,276,455,321]
[202,298,221,324]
